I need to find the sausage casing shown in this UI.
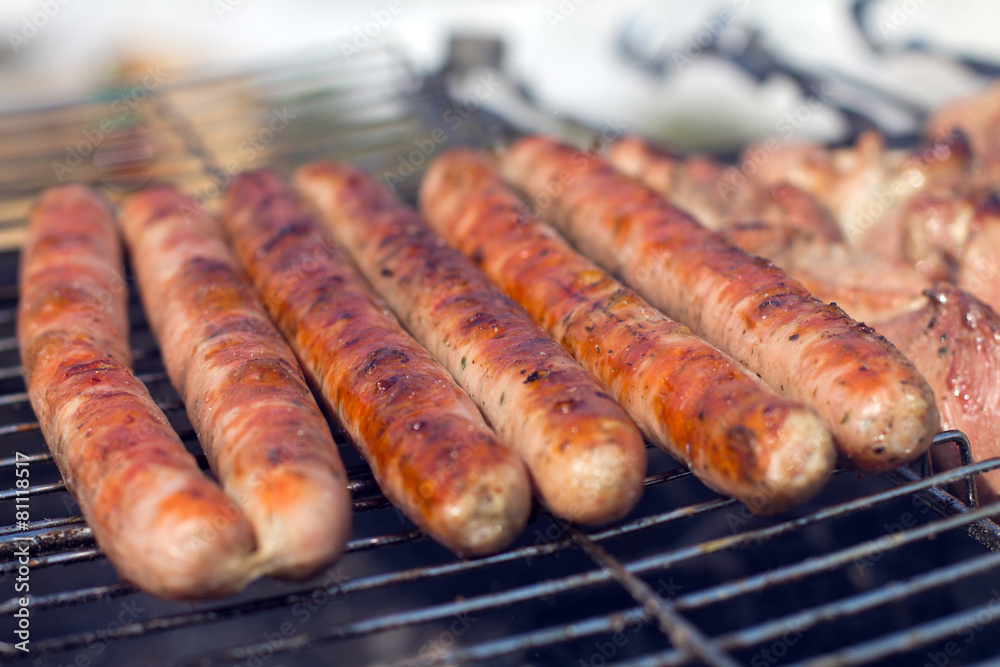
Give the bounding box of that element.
[420,150,836,514]
[119,185,352,579]
[18,185,257,599]
[501,136,940,472]
[295,160,646,525]
[222,169,531,556]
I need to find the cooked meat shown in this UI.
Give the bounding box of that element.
[119,185,352,579]
[420,148,836,515]
[502,135,939,472]
[295,160,647,525]
[874,285,1000,503]
[222,169,531,557]
[18,185,257,599]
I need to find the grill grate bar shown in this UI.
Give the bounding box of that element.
[378,606,656,667]
[0,365,24,380]
[0,467,717,578]
[703,549,1000,662]
[788,596,1000,667]
[885,465,1000,549]
[0,48,406,122]
[0,515,84,538]
[561,519,740,667]
[174,562,621,667]
[0,480,64,502]
[626,458,1000,576]
[6,531,564,618]
[2,547,104,573]
[0,491,420,568]
[0,76,413,155]
[0,494,724,618]
[0,422,38,438]
[2,448,998,659]
[602,498,1000,666]
[1,581,138,617]
[672,499,1000,612]
[0,370,170,410]
[11,481,997,662]
[9,538,583,660]
[0,351,167,385]
[0,447,46,466]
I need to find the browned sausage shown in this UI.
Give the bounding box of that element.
[420,149,836,515]
[118,185,352,579]
[294,160,646,525]
[221,169,530,556]
[18,185,257,599]
[500,136,940,472]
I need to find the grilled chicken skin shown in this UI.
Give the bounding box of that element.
[18,185,258,599]
[874,286,1000,503]
[420,149,835,515]
[609,136,843,242]
[295,161,646,525]
[502,136,939,472]
[721,222,931,325]
[119,185,352,579]
[223,169,531,556]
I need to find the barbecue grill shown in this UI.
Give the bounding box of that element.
[2,30,1000,667]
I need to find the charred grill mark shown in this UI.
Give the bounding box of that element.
[421,148,843,508]
[464,311,497,332]
[137,198,189,228]
[206,358,309,405]
[374,375,399,394]
[361,347,410,376]
[201,313,274,342]
[180,261,255,314]
[31,231,107,256]
[259,218,315,255]
[306,275,344,311]
[757,297,787,313]
[59,357,118,379]
[524,369,551,384]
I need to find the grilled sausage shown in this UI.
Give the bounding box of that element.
[118,185,352,579]
[18,185,257,599]
[222,169,530,556]
[420,149,836,515]
[609,136,844,242]
[500,136,940,472]
[294,161,646,525]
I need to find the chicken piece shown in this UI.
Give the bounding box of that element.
[609,136,842,241]
[874,285,1000,503]
[721,222,930,324]
[746,130,972,259]
[925,81,1000,189]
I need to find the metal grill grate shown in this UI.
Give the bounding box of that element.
[2,46,1000,667]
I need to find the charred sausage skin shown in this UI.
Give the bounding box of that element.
[18,185,258,599]
[295,160,646,525]
[222,169,530,556]
[500,137,940,472]
[420,149,836,515]
[119,185,352,579]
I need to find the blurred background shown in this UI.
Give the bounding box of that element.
[2,0,1000,151]
[4,3,1000,666]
